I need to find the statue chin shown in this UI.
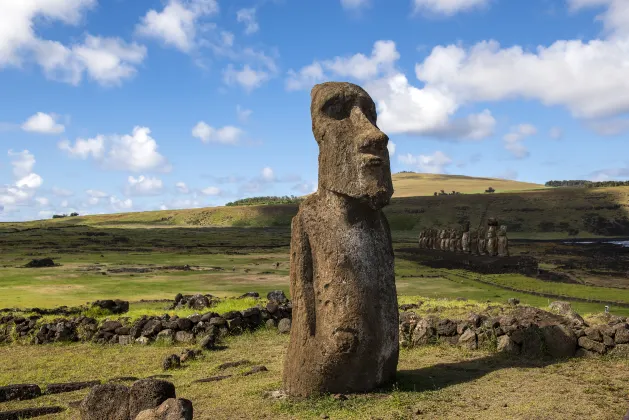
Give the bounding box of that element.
[361,189,392,210]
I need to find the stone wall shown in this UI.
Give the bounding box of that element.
[399,301,629,358]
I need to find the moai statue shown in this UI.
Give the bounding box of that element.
[486,218,499,256]
[478,226,487,255]
[449,230,457,252]
[461,222,471,253]
[431,229,438,250]
[283,82,398,397]
[426,229,432,250]
[441,229,448,251]
[455,229,463,252]
[434,229,441,251]
[469,229,479,255]
[418,231,424,249]
[498,225,510,257]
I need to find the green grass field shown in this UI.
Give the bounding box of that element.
[2,212,629,418]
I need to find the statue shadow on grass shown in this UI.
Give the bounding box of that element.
[394,353,560,393]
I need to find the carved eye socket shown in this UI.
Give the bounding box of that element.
[322,97,354,120]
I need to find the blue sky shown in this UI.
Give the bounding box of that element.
[1,0,628,221]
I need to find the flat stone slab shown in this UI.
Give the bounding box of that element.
[0,406,64,420]
[191,375,232,383]
[0,384,41,402]
[108,376,140,383]
[45,380,101,394]
[217,360,250,370]
[242,366,268,376]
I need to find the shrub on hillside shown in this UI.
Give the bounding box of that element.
[225,196,304,206]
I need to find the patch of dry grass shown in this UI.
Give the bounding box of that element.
[0,329,628,419]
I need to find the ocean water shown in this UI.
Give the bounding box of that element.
[564,240,629,247]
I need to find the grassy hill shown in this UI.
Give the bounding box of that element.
[3,174,629,238]
[391,172,544,197]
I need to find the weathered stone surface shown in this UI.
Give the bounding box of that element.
[79,383,130,420]
[267,290,288,304]
[163,355,181,371]
[199,334,216,350]
[0,384,41,402]
[277,318,291,334]
[549,301,586,326]
[541,324,577,358]
[174,331,194,344]
[520,325,544,358]
[458,329,477,350]
[135,398,193,420]
[412,319,435,346]
[578,336,606,354]
[497,225,509,257]
[584,327,603,342]
[609,344,629,357]
[435,319,457,337]
[0,406,64,419]
[92,300,129,315]
[155,330,174,344]
[118,335,133,345]
[614,326,629,344]
[497,335,519,354]
[242,365,268,376]
[128,379,176,419]
[283,82,398,397]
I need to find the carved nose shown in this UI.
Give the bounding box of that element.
[350,107,388,155]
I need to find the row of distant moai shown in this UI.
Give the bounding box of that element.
[418,218,510,257]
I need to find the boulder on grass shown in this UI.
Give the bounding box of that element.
[135,398,193,420]
[79,383,130,420]
[128,379,176,419]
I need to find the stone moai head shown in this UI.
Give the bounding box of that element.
[499,225,508,236]
[311,82,393,210]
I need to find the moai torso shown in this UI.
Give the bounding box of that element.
[497,225,509,257]
[469,229,478,255]
[478,228,487,255]
[487,225,498,256]
[449,231,456,252]
[418,231,424,249]
[283,81,398,397]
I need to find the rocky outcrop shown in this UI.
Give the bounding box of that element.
[399,302,627,358]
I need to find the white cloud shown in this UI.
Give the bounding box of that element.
[236,105,253,122]
[8,150,36,178]
[110,196,133,211]
[398,151,453,173]
[341,0,370,10]
[135,0,219,52]
[503,124,536,158]
[106,127,169,172]
[387,141,396,157]
[413,0,491,16]
[261,167,275,182]
[568,0,629,39]
[86,189,109,198]
[192,122,244,144]
[176,181,190,194]
[286,41,496,140]
[236,8,259,35]
[549,126,564,139]
[52,187,73,197]
[0,150,44,210]
[59,135,105,159]
[201,186,221,196]
[0,1,145,85]
[589,166,629,181]
[16,173,43,189]
[292,182,317,194]
[59,127,169,172]
[587,118,629,135]
[223,64,270,91]
[35,197,50,206]
[160,198,202,209]
[22,113,65,134]
[126,175,163,196]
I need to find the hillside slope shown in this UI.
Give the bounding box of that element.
[3,176,629,238]
[391,173,543,197]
